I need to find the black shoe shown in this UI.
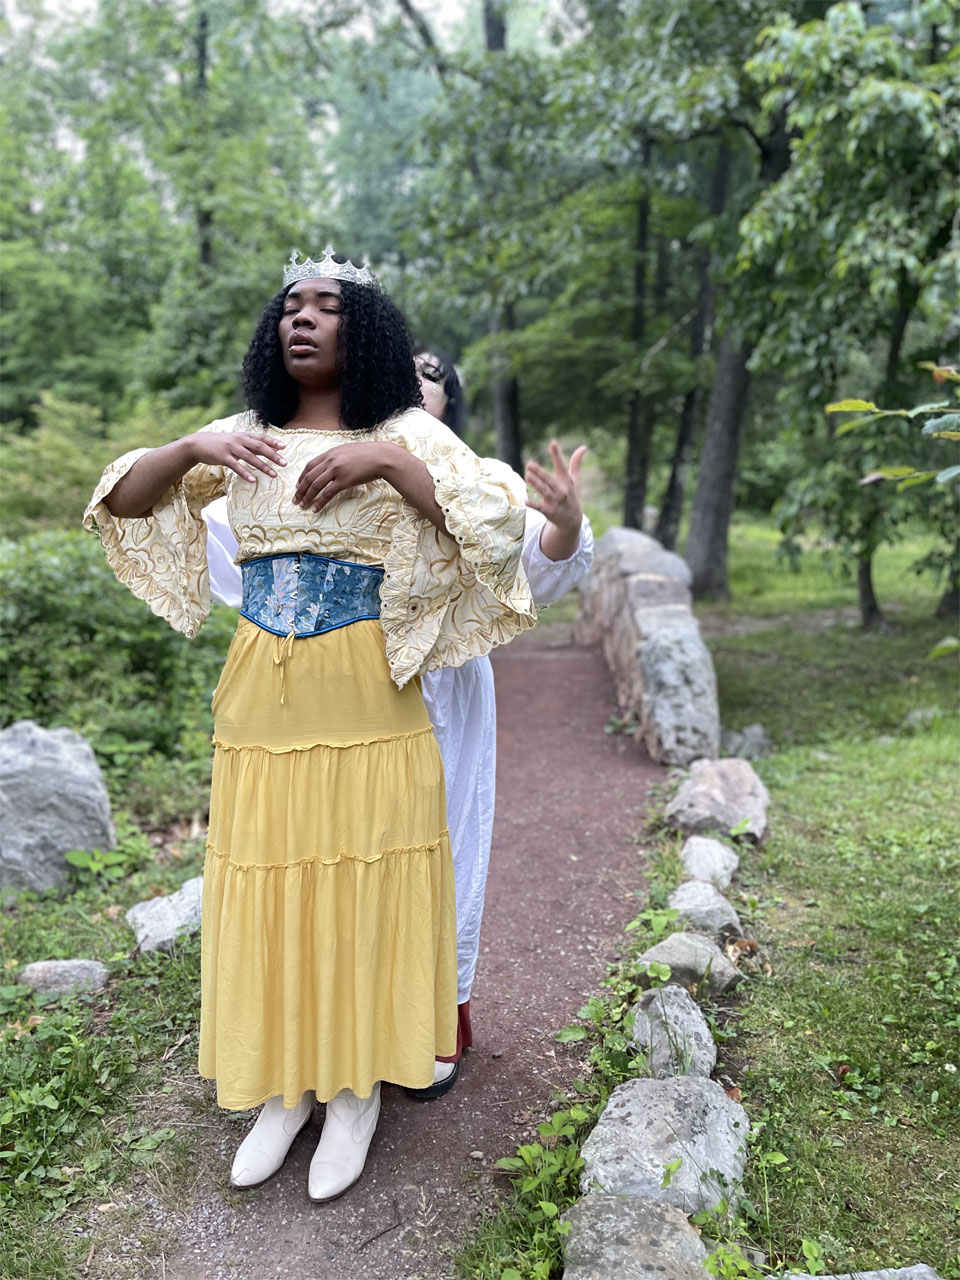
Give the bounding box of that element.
[403,1058,460,1101]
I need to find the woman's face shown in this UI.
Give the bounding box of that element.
[278,278,343,387]
[415,351,449,421]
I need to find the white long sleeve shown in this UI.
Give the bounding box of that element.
[521,510,594,607]
[202,498,242,607]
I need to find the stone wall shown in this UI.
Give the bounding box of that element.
[573,528,719,766]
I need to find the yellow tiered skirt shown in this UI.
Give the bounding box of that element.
[197,616,458,1110]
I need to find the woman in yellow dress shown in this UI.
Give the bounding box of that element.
[84,250,535,1201]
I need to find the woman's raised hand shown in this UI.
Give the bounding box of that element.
[190,432,287,482]
[525,441,586,535]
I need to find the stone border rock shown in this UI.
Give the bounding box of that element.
[573,528,719,766]
[16,876,204,1006]
[563,744,940,1278]
[562,761,759,1277]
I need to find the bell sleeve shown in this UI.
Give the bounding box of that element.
[380,410,536,687]
[82,418,237,638]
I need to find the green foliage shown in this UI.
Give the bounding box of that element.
[733,3,959,614]
[0,392,205,538]
[0,530,233,819]
[63,815,152,887]
[704,1242,765,1280]
[0,987,136,1215]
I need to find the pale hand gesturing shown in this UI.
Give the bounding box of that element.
[525,440,586,537]
[525,440,587,564]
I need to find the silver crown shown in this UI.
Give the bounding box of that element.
[282,246,378,289]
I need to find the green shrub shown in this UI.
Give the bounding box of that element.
[0,391,213,539]
[0,530,235,818]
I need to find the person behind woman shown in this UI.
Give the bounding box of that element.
[84,250,535,1200]
[203,343,593,1098]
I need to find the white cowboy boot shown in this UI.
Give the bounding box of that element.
[307,1083,381,1203]
[229,1090,316,1189]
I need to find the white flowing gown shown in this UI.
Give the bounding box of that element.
[201,497,593,1006]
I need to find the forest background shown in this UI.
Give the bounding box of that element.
[1,0,957,809]
[1,3,959,1276]
[2,0,958,823]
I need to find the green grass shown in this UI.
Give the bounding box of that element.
[731,727,960,1277]
[709,615,956,747]
[0,839,210,1280]
[721,518,945,618]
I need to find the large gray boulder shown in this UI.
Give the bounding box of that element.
[563,1195,709,1280]
[126,876,203,953]
[664,758,770,843]
[632,984,717,1079]
[19,958,109,996]
[668,881,743,942]
[0,721,115,895]
[680,837,740,890]
[579,1076,749,1215]
[638,932,741,997]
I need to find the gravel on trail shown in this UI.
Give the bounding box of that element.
[154,630,663,1280]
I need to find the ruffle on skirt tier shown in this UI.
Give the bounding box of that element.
[198,618,458,1110]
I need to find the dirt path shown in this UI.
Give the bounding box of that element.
[162,632,663,1280]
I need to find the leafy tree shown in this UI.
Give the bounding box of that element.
[735,0,958,624]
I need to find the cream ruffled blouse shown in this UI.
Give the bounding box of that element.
[83,407,536,688]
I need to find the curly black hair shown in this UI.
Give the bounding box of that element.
[242,280,423,431]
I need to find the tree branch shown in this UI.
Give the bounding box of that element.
[640,308,696,373]
[730,116,765,153]
[395,0,448,81]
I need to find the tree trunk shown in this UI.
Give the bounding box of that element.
[683,118,789,598]
[655,367,703,550]
[936,542,959,618]
[490,304,523,474]
[623,142,653,528]
[856,268,920,625]
[684,332,752,598]
[857,554,885,629]
[483,0,505,51]
[656,143,730,550]
[195,9,213,271]
[482,1,522,472]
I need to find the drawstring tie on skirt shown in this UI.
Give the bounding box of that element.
[273,629,297,704]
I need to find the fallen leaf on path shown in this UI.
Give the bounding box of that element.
[726,938,757,965]
[162,1033,191,1062]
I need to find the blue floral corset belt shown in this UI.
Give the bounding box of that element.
[239,553,384,638]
